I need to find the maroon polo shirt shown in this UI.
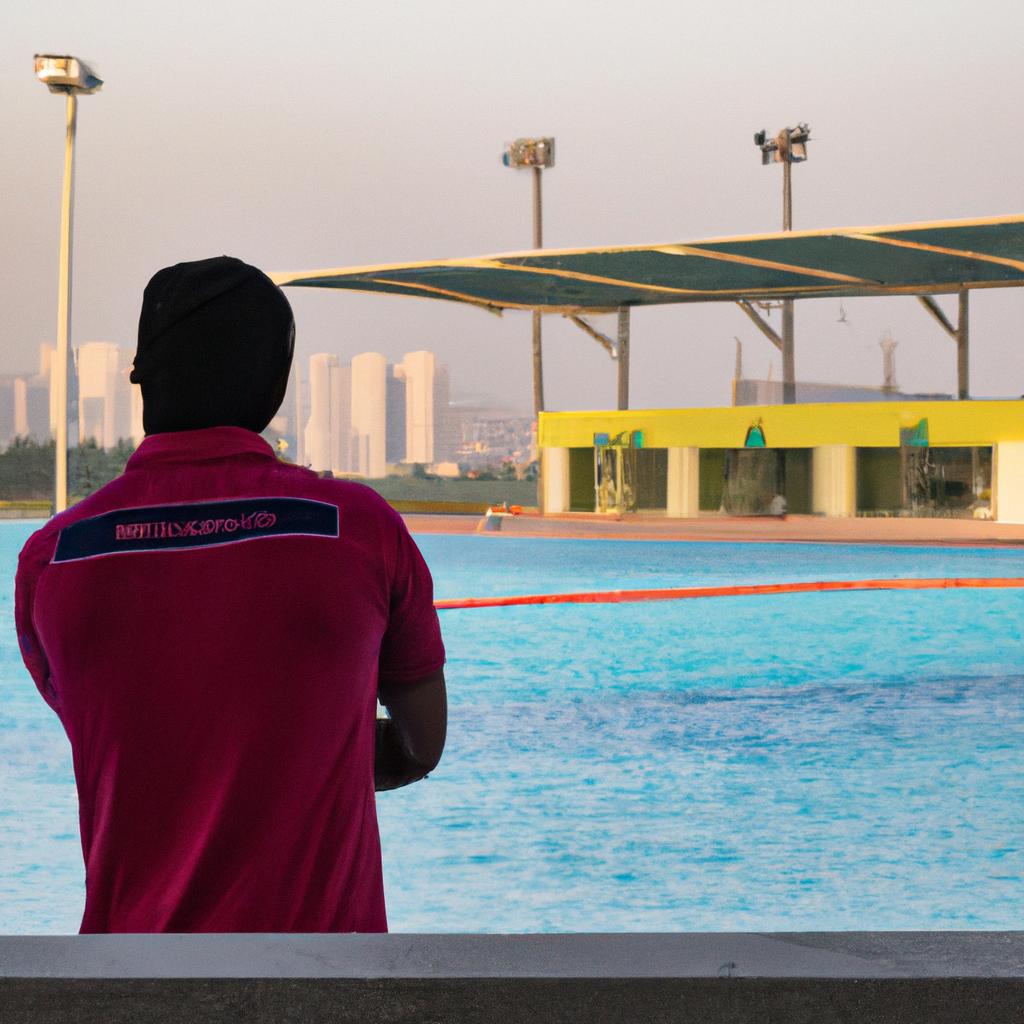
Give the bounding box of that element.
[15,427,445,933]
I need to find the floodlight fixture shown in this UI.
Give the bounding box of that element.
[754,123,810,165]
[502,137,555,169]
[34,54,103,94]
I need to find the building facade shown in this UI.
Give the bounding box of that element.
[386,369,407,465]
[350,352,388,479]
[304,353,351,475]
[399,350,436,464]
[77,342,121,449]
[538,400,1024,523]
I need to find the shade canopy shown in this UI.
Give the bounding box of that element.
[269,214,1024,315]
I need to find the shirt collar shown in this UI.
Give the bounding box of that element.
[126,426,276,469]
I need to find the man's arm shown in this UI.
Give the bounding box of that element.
[375,668,447,792]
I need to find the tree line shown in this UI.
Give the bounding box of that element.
[0,437,136,502]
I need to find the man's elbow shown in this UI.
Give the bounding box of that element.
[410,739,444,775]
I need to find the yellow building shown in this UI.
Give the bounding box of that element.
[538,400,1024,523]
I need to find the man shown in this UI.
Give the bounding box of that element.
[15,257,446,933]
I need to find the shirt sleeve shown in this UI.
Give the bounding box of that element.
[377,512,446,686]
[14,530,59,713]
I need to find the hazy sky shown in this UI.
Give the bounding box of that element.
[5,0,1024,413]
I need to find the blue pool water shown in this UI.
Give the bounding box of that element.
[1,522,1022,933]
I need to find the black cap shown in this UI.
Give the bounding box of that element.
[132,256,295,435]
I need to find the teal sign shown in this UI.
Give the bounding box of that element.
[900,419,929,447]
[744,422,766,448]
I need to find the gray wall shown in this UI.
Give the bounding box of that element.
[3,932,1022,1024]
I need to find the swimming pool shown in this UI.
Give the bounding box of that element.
[2,523,1022,932]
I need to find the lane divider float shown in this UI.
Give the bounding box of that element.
[435,577,1024,610]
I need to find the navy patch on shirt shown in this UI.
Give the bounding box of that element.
[53,497,340,563]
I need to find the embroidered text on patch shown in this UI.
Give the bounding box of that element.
[114,511,277,541]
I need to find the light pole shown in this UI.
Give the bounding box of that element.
[34,54,103,514]
[502,137,554,420]
[754,123,810,405]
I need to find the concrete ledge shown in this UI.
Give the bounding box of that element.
[2,932,1022,1023]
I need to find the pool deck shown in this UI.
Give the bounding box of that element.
[405,511,1024,546]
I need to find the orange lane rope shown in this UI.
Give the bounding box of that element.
[434,577,1024,610]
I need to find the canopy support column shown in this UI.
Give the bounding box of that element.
[917,292,970,399]
[782,300,795,404]
[617,307,630,410]
[957,289,969,400]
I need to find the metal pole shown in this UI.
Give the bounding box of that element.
[781,303,795,404]
[957,289,969,400]
[616,307,630,410]
[781,131,795,405]
[54,92,77,513]
[531,165,544,417]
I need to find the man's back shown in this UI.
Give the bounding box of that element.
[15,426,445,932]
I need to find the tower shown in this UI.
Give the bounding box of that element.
[305,353,338,474]
[432,362,453,461]
[386,366,407,464]
[401,350,436,464]
[350,352,387,478]
[76,342,121,448]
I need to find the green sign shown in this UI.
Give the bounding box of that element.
[899,419,929,447]
[744,423,766,448]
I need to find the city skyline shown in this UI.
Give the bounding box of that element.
[302,349,456,478]
[0,341,142,451]
[0,337,534,473]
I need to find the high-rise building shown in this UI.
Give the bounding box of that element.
[292,362,305,468]
[331,364,352,476]
[72,342,140,448]
[77,342,124,449]
[432,362,454,462]
[304,354,355,476]
[396,350,454,464]
[0,370,52,448]
[17,346,56,445]
[1,342,140,452]
[305,353,338,474]
[386,368,406,464]
[18,376,51,442]
[45,344,60,441]
[0,377,19,447]
[400,350,435,464]
[302,348,451,477]
[350,352,387,478]
[128,373,144,446]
